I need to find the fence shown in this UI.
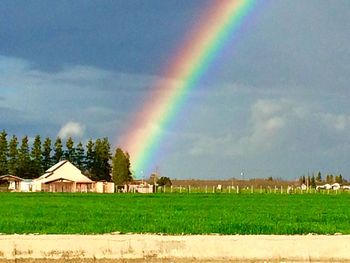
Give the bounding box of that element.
[154,185,349,195]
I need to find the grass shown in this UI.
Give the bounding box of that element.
[0,192,349,234]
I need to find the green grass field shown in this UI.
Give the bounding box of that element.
[0,192,349,235]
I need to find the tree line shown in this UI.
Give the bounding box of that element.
[0,130,132,184]
[299,171,346,188]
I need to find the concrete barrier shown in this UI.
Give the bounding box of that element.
[0,234,350,262]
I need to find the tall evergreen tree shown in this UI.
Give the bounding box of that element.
[0,130,8,175]
[64,137,75,162]
[112,148,132,185]
[125,151,132,179]
[85,139,95,175]
[335,174,343,184]
[316,171,322,183]
[42,137,52,171]
[31,135,43,178]
[8,135,19,175]
[17,136,32,178]
[75,142,85,170]
[53,137,63,163]
[100,138,112,180]
[310,175,316,188]
[90,138,112,181]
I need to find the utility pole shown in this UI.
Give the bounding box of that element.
[241,170,245,188]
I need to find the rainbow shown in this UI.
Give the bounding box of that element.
[120,0,257,177]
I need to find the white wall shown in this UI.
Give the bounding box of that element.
[20,181,31,192]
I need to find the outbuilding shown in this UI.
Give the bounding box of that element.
[0,175,23,192]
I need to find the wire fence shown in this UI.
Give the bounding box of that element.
[154,185,350,195]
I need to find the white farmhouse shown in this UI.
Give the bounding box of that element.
[32,160,94,192]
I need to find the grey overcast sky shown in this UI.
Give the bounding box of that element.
[1,0,349,180]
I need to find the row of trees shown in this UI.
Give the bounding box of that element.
[0,130,132,184]
[299,171,346,188]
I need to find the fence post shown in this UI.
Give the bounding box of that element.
[205,185,208,194]
[236,185,239,194]
[251,185,253,194]
[189,185,191,193]
[212,186,215,194]
[171,185,173,193]
[280,185,283,194]
[163,185,166,193]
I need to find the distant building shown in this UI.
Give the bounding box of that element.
[127,180,154,193]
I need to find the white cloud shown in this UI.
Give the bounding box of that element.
[189,98,307,157]
[58,121,85,139]
[229,98,297,154]
[252,99,285,118]
[322,113,350,132]
[250,99,289,140]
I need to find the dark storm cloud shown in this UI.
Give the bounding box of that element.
[0,0,211,74]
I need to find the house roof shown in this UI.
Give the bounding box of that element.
[0,175,24,181]
[35,160,68,181]
[46,160,68,173]
[35,160,93,184]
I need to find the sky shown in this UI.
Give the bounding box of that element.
[1,0,349,180]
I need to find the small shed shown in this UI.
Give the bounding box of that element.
[20,179,33,192]
[95,181,115,193]
[0,175,23,192]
